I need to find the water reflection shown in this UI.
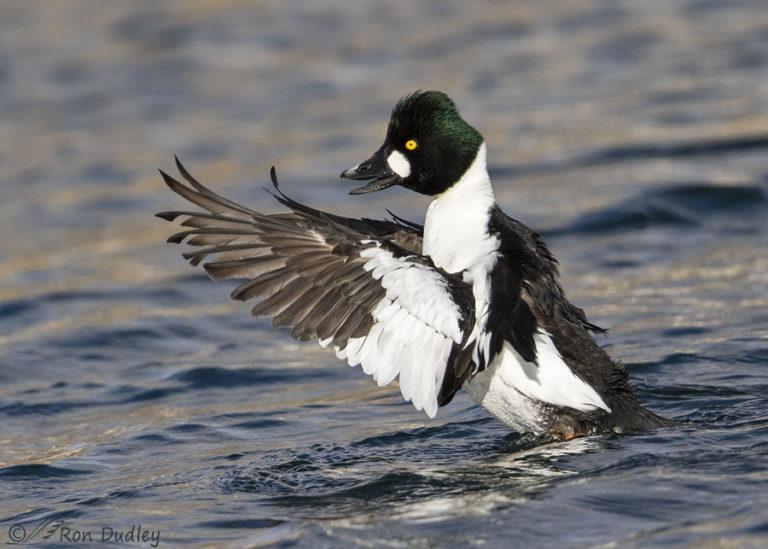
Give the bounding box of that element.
[2,1,768,547]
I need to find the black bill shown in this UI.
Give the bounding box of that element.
[341,146,401,195]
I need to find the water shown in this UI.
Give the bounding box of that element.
[2,1,767,547]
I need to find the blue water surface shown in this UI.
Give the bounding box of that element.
[2,2,767,547]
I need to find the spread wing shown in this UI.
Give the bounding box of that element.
[157,159,476,417]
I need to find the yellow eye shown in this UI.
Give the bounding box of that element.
[405,139,418,151]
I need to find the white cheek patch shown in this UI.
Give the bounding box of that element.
[387,150,411,179]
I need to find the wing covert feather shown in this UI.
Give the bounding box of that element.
[158,161,477,415]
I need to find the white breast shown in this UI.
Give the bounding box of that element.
[423,143,497,273]
[422,142,609,431]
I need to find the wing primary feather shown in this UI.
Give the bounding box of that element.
[160,170,234,215]
[310,257,366,286]
[267,167,422,245]
[307,273,379,342]
[250,277,310,319]
[333,288,382,342]
[279,284,337,340]
[166,227,261,244]
[157,211,252,226]
[385,209,424,233]
[161,167,256,218]
[290,275,368,339]
[181,243,270,261]
[312,289,359,340]
[159,161,485,420]
[175,156,258,215]
[156,211,183,222]
[203,256,286,280]
[230,270,297,302]
[174,155,209,193]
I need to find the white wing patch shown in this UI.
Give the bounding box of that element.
[461,254,498,368]
[469,330,609,422]
[160,161,469,421]
[325,243,465,418]
[499,332,609,413]
[466,331,610,433]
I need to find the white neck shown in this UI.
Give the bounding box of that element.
[423,143,497,273]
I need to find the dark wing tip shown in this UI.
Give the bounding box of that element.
[385,209,425,232]
[174,155,193,184]
[166,231,188,244]
[159,169,177,187]
[174,155,208,192]
[174,155,191,182]
[268,166,291,203]
[159,169,194,199]
[156,211,181,221]
[266,166,297,210]
[182,251,205,266]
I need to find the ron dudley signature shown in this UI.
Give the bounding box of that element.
[7,518,160,547]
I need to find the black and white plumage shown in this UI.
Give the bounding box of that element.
[159,160,475,419]
[158,91,670,438]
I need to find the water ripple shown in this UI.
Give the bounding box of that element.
[545,183,766,235]
[0,464,91,480]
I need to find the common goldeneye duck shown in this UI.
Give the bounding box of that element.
[158,90,671,439]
